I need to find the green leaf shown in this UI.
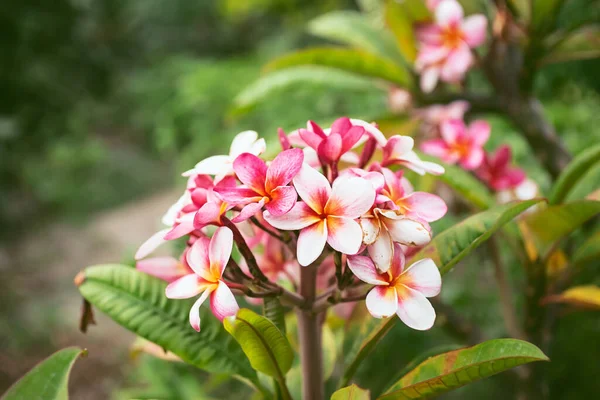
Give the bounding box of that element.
[307,11,404,63]
[265,48,412,88]
[234,66,384,110]
[423,156,495,210]
[544,285,600,309]
[532,0,566,32]
[263,296,286,335]
[332,384,371,400]
[77,265,258,383]
[548,144,600,205]
[573,231,600,265]
[412,199,543,274]
[224,308,294,380]
[378,339,548,399]
[543,26,600,65]
[521,200,600,260]
[2,347,85,400]
[508,0,531,21]
[385,0,430,63]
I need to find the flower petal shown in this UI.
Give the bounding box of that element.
[440,44,472,82]
[266,186,298,216]
[163,217,195,241]
[460,147,484,170]
[367,228,394,272]
[318,133,343,163]
[186,237,213,280]
[184,155,231,177]
[349,119,388,147]
[402,192,448,222]
[420,66,440,93]
[396,285,437,330]
[210,281,239,321]
[232,199,266,223]
[384,135,415,161]
[293,163,331,214]
[137,257,188,282]
[396,151,446,175]
[420,139,450,159]
[326,216,363,255]
[462,14,487,47]
[264,201,320,230]
[189,289,211,332]
[166,274,203,299]
[390,243,407,277]
[440,119,464,143]
[435,0,464,26]
[366,286,398,318]
[297,220,328,266]
[194,202,223,228]
[325,177,375,218]
[299,128,324,150]
[415,23,443,45]
[265,148,304,192]
[340,126,365,154]
[360,217,380,246]
[209,227,233,279]
[214,187,261,204]
[468,120,491,146]
[135,228,171,260]
[402,258,442,297]
[230,130,259,158]
[233,153,268,195]
[331,117,352,134]
[379,211,432,246]
[347,255,388,285]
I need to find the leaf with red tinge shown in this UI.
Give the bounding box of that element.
[377,339,548,400]
[543,285,600,310]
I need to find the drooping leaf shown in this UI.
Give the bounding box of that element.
[332,384,371,400]
[378,339,548,400]
[385,0,430,63]
[543,285,600,309]
[521,200,600,260]
[542,26,600,65]
[412,199,543,274]
[234,66,384,110]
[573,231,600,266]
[265,48,412,88]
[548,143,600,204]
[263,296,286,335]
[307,11,404,63]
[224,308,294,379]
[2,347,85,400]
[76,265,258,384]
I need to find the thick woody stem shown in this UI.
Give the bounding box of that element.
[296,263,324,400]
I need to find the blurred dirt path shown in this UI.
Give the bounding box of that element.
[0,189,180,399]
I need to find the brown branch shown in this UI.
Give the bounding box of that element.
[222,217,269,283]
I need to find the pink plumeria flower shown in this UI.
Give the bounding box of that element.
[136,247,194,283]
[183,130,266,181]
[378,168,448,222]
[382,135,445,175]
[192,176,238,230]
[165,227,239,332]
[421,119,490,170]
[264,163,375,266]
[415,100,469,127]
[298,117,365,165]
[415,0,487,92]
[215,148,304,222]
[347,244,441,330]
[360,209,432,273]
[475,145,526,191]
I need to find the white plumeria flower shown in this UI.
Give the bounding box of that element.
[348,244,441,330]
[183,130,267,181]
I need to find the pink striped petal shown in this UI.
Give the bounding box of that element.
[215,187,262,204]
[209,227,233,279]
[462,14,487,47]
[469,120,491,146]
[326,216,363,255]
[347,255,388,285]
[420,66,440,93]
[390,243,407,277]
[278,128,291,150]
[420,139,450,158]
[210,281,239,321]
[368,229,394,272]
[293,163,331,214]
[460,147,484,170]
[435,0,464,26]
[403,192,448,222]
[318,133,343,163]
[297,220,328,266]
[331,117,352,134]
[230,130,259,157]
[403,258,442,297]
[340,126,365,154]
[164,218,195,241]
[307,120,327,138]
[136,257,188,282]
[166,274,203,299]
[264,201,320,230]
[186,237,213,281]
[266,186,298,216]
[189,289,212,332]
[233,153,267,195]
[135,228,171,260]
[366,286,398,318]
[266,148,304,192]
[325,177,375,218]
[231,199,266,223]
[396,286,436,330]
[194,202,223,228]
[299,128,324,150]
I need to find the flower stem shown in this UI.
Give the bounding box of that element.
[296,263,324,400]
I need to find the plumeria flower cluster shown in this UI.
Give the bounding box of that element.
[416,0,487,92]
[135,117,448,332]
